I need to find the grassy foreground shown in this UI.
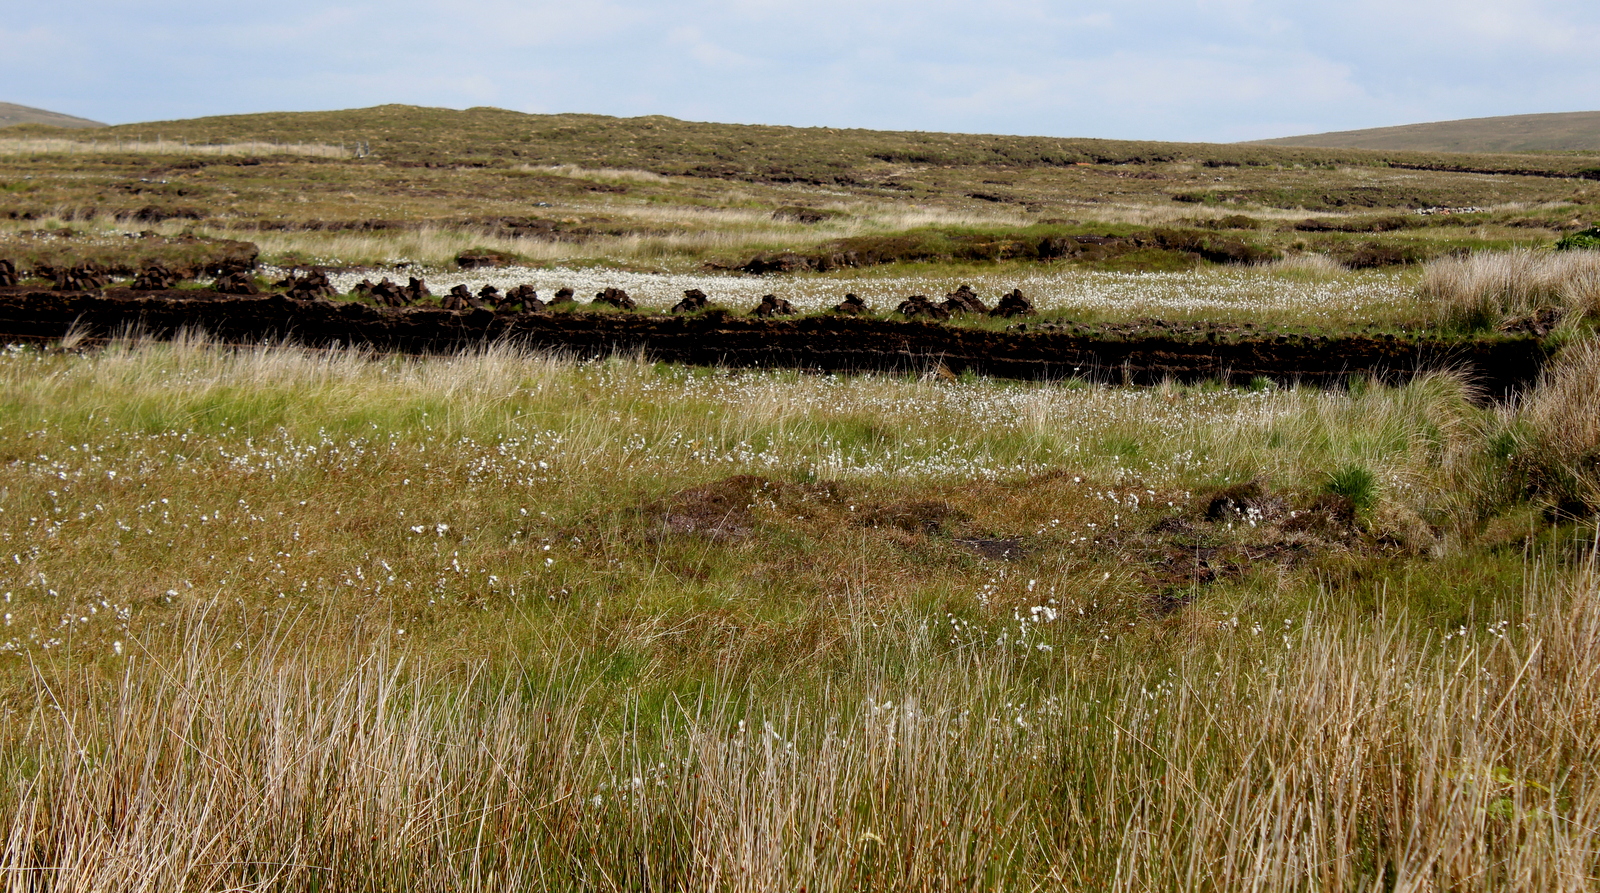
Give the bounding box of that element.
[1,337,1598,890]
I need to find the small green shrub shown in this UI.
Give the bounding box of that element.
[1555,227,1600,251]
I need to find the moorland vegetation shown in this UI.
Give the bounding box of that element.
[2,104,1599,277]
[1,106,1600,889]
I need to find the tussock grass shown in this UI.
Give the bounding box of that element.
[1223,370,1508,548]
[1517,337,1600,513]
[1070,201,1314,228]
[1260,252,1348,278]
[1418,249,1600,330]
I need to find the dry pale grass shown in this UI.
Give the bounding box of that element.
[226,216,841,269]
[1418,249,1600,329]
[235,224,595,266]
[2,554,1596,891]
[0,137,351,158]
[1260,252,1349,278]
[586,197,1026,234]
[1063,200,1336,227]
[205,200,1030,268]
[521,163,672,184]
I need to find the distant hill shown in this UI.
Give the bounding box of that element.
[0,102,104,129]
[1249,111,1600,154]
[73,104,1600,184]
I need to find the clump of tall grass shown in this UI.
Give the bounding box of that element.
[1516,337,1600,514]
[1417,249,1600,330]
[1223,370,1510,547]
[1260,252,1347,278]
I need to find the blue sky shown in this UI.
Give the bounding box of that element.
[7,1,1600,142]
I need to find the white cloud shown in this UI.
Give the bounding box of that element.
[666,26,756,69]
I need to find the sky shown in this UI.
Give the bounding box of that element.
[6,0,1600,143]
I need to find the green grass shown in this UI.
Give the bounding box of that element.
[1326,462,1380,514]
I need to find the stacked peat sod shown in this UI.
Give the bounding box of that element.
[751,294,796,317]
[833,293,869,315]
[941,285,989,315]
[441,285,481,310]
[501,284,544,312]
[896,295,949,320]
[355,276,432,308]
[592,288,636,310]
[671,289,709,314]
[54,263,110,292]
[215,272,260,295]
[991,289,1035,318]
[285,271,338,301]
[131,264,181,291]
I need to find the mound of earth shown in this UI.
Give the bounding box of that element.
[644,472,1409,613]
[651,475,839,541]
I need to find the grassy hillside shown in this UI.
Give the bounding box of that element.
[1250,110,1600,154]
[0,101,104,129]
[73,103,1600,178]
[3,104,1599,277]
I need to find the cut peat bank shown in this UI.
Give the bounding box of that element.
[0,286,1549,393]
